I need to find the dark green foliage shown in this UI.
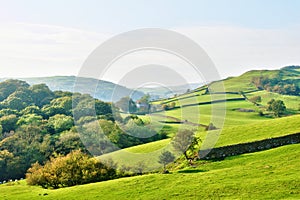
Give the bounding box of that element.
[252,76,299,95]
[0,79,166,182]
[26,150,117,189]
[29,84,55,107]
[0,114,18,133]
[21,106,42,116]
[267,99,286,117]
[0,125,53,181]
[47,114,74,133]
[17,114,43,126]
[0,79,30,102]
[54,131,86,155]
[249,96,262,104]
[72,94,112,121]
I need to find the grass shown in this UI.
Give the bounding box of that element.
[163,100,267,127]
[1,143,299,199]
[246,90,300,111]
[201,114,300,148]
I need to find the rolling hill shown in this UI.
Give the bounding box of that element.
[1,66,300,199]
[0,76,145,102]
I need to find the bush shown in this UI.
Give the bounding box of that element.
[26,150,117,189]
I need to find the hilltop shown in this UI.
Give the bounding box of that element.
[0,76,145,102]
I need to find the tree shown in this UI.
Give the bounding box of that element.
[115,96,137,113]
[48,114,74,133]
[267,99,286,117]
[158,151,175,172]
[26,150,117,188]
[249,96,262,104]
[0,114,18,133]
[29,84,54,107]
[172,129,195,160]
[0,79,30,101]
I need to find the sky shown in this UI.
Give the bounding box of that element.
[0,0,300,86]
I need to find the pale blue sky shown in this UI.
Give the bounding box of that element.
[0,0,300,83]
[2,0,300,31]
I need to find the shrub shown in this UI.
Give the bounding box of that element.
[26,150,117,189]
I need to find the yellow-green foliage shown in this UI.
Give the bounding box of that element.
[26,150,116,189]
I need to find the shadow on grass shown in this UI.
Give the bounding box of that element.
[177,169,208,174]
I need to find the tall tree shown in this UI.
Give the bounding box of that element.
[158,151,175,172]
[172,129,195,160]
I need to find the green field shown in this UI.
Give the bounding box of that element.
[1,143,299,199]
[1,67,300,199]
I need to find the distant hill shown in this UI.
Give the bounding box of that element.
[208,65,300,93]
[0,76,145,102]
[137,83,204,100]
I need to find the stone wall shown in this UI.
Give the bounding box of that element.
[199,132,300,160]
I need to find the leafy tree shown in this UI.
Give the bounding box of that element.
[29,84,54,107]
[26,150,117,188]
[158,151,175,172]
[16,114,43,126]
[0,114,18,133]
[115,96,137,113]
[0,150,14,180]
[48,114,74,133]
[0,79,29,101]
[172,129,195,160]
[42,96,73,117]
[267,99,286,117]
[0,109,19,118]
[21,105,43,116]
[55,131,86,155]
[0,125,52,181]
[72,94,112,120]
[249,96,262,104]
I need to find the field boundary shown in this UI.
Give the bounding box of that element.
[199,132,300,160]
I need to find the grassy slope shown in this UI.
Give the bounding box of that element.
[205,114,300,148]
[1,143,299,200]
[94,114,300,172]
[246,90,300,111]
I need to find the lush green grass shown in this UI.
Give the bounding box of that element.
[200,114,300,148]
[1,143,299,199]
[212,69,280,92]
[164,100,267,127]
[246,90,300,111]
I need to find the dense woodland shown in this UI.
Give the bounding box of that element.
[0,79,166,182]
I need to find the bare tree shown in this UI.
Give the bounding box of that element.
[158,151,175,172]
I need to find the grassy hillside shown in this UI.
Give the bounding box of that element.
[1,143,299,199]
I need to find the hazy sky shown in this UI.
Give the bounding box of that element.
[1,0,300,85]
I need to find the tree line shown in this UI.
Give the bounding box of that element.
[0,79,166,182]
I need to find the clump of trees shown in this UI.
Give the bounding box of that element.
[161,102,176,110]
[26,150,117,189]
[0,79,166,182]
[252,76,299,95]
[115,95,151,114]
[249,96,262,105]
[267,99,286,117]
